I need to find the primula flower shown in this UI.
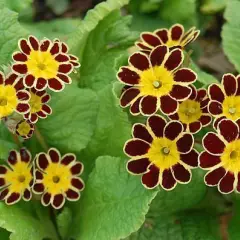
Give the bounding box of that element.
[208,73,240,128]
[199,119,240,194]
[124,115,198,190]
[16,119,35,139]
[118,46,197,116]
[136,24,200,53]
[33,148,84,209]
[169,86,212,133]
[24,88,52,123]
[0,72,30,119]
[12,36,77,92]
[0,148,34,205]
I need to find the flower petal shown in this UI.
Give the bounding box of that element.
[132,124,153,143]
[48,78,64,92]
[52,194,65,209]
[6,192,21,205]
[37,153,50,171]
[124,139,150,157]
[189,121,202,134]
[24,75,35,88]
[172,163,191,183]
[180,149,198,168]
[70,162,83,175]
[208,84,224,103]
[199,115,212,126]
[161,169,176,190]
[208,101,223,115]
[66,189,80,201]
[8,150,18,165]
[118,67,140,85]
[129,53,150,71]
[58,64,73,74]
[141,165,160,189]
[130,97,141,115]
[127,158,150,175]
[29,36,39,50]
[42,192,51,206]
[61,154,75,166]
[140,96,158,115]
[36,78,47,91]
[147,115,166,138]
[170,85,191,100]
[160,95,178,115]
[164,121,183,140]
[120,87,140,107]
[141,33,161,47]
[40,39,51,51]
[12,64,27,74]
[218,171,235,194]
[222,73,237,96]
[155,29,168,43]
[170,24,184,41]
[203,133,225,155]
[218,119,239,142]
[204,167,226,186]
[149,45,168,67]
[176,133,193,154]
[12,52,28,62]
[174,68,197,83]
[164,49,183,71]
[71,177,85,190]
[20,148,31,163]
[48,148,60,163]
[19,39,31,55]
[199,151,221,169]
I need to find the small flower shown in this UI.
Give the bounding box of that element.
[199,119,240,194]
[169,86,212,133]
[15,119,35,139]
[208,74,240,128]
[12,36,77,92]
[24,88,52,123]
[0,72,30,119]
[33,148,84,209]
[118,46,197,116]
[0,148,34,205]
[136,24,200,53]
[124,115,198,190]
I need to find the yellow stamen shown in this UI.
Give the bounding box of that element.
[222,96,240,121]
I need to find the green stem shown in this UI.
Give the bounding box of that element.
[34,127,48,151]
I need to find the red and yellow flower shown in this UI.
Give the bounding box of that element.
[24,88,52,123]
[16,119,35,139]
[136,24,200,53]
[208,73,240,128]
[118,46,197,116]
[0,148,34,205]
[0,72,30,119]
[33,148,84,209]
[199,119,240,194]
[124,115,198,190]
[12,36,77,92]
[169,86,212,133]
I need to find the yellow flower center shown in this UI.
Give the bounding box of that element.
[5,161,32,193]
[146,137,179,170]
[178,99,202,124]
[17,121,31,136]
[29,92,42,113]
[166,39,181,48]
[222,96,240,121]
[26,50,59,79]
[0,85,18,118]
[139,66,174,97]
[42,163,72,195]
[221,140,240,173]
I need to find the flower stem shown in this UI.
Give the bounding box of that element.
[35,127,48,152]
[11,133,22,147]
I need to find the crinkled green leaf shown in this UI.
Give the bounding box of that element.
[57,207,72,239]
[222,0,240,72]
[2,0,32,12]
[228,198,240,240]
[201,0,226,14]
[71,156,158,240]
[37,84,98,153]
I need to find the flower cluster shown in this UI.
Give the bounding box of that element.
[0,148,84,209]
[1,36,79,139]
[119,23,240,194]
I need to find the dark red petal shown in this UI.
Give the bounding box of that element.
[140,96,158,115]
[12,52,28,62]
[141,33,161,47]
[33,183,45,193]
[16,103,29,113]
[6,192,21,205]
[0,178,6,187]
[12,64,27,74]
[36,78,47,91]
[124,139,150,157]
[35,170,43,180]
[177,133,193,153]
[161,169,176,190]
[61,43,68,53]
[49,149,60,163]
[170,24,184,40]
[129,53,150,71]
[55,54,69,62]
[196,89,207,102]
[174,68,196,83]
[42,192,51,206]
[155,29,168,43]
[127,158,150,174]
[48,78,64,91]
[19,39,31,55]
[203,133,225,155]
[70,163,83,175]
[130,97,141,115]
[218,119,239,142]
[8,150,18,165]
[199,115,212,126]
[180,149,198,168]
[150,46,168,66]
[66,189,80,200]
[213,116,226,129]
[168,113,179,120]
[42,105,52,114]
[29,113,38,123]
[118,67,140,85]
[237,173,240,192]
[205,167,226,186]
[42,94,50,103]
[52,194,65,209]
[142,165,160,189]
[147,115,166,138]
[208,101,223,115]
[136,42,151,50]
[172,163,191,183]
[20,148,31,163]
[164,49,183,71]
[218,172,235,194]
[133,124,153,143]
[23,189,31,200]
[0,166,7,174]
[170,85,191,100]
[40,40,50,51]
[120,88,140,107]
[17,91,29,101]
[160,95,178,115]
[71,178,84,190]
[58,64,72,74]
[164,121,183,140]
[208,84,224,103]
[37,153,49,170]
[50,42,60,55]
[61,155,75,166]
[57,74,71,84]
[24,75,35,87]
[222,74,237,96]
[199,151,221,169]
[29,36,39,50]
[0,72,4,84]
[0,189,9,200]
[189,121,202,133]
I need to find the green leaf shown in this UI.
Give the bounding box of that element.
[1,0,32,12]
[46,0,69,15]
[71,156,158,240]
[0,5,28,65]
[201,0,226,14]
[222,0,240,73]
[0,203,58,240]
[36,84,98,153]
[57,207,72,239]
[0,228,10,239]
[228,198,240,240]
[82,85,131,173]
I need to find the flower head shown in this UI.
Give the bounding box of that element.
[199,119,240,194]
[118,46,197,116]
[169,86,212,133]
[12,36,78,92]
[208,74,240,128]
[136,24,200,53]
[24,88,52,123]
[0,148,34,205]
[33,148,84,209]
[0,72,30,119]
[16,119,35,139]
[124,115,198,190]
